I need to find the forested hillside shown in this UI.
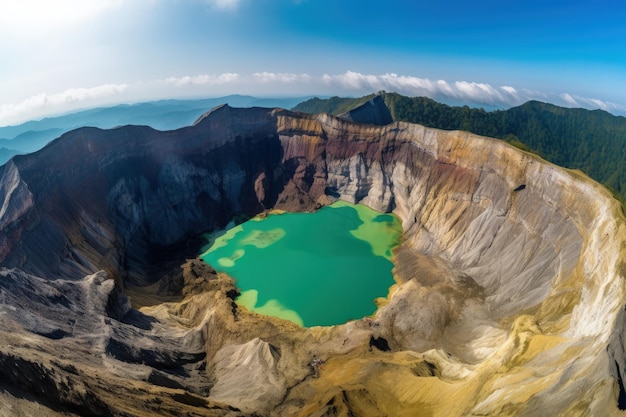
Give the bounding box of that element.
[290,95,377,116]
[293,93,626,202]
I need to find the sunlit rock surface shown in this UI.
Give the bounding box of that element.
[0,105,625,416]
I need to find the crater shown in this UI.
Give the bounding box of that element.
[199,201,402,327]
[1,105,624,415]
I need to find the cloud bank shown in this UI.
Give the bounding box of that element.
[162,71,626,116]
[0,84,128,126]
[164,73,240,86]
[322,72,525,105]
[320,71,626,114]
[253,72,312,83]
[2,71,625,126]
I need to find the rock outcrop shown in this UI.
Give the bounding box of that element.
[338,94,393,125]
[0,105,625,416]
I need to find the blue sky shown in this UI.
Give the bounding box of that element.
[1,0,625,125]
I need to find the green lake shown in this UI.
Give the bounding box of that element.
[199,201,402,327]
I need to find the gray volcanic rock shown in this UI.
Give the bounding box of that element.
[338,94,393,125]
[1,105,283,282]
[0,161,34,261]
[210,338,287,412]
[0,105,625,416]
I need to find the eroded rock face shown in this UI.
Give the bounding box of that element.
[0,105,625,416]
[209,338,287,412]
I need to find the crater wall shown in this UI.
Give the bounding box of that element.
[0,106,624,416]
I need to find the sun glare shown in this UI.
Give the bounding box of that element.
[0,0,119,36]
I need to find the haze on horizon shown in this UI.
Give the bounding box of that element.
[1,0,625,127]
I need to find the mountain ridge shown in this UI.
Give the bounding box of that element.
[0,95,313,165]
[294,92,626,202]
[0,105,625,415]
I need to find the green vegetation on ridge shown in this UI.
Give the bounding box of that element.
[293,93,626,204]
[292,94,377,117]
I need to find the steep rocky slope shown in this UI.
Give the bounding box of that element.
[0,105,625,416]
[295,92,626,202]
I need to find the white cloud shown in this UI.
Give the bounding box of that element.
[320,71,626,114]
[336,71,383,90]
[434,80,455,96]
[253,72,312,83]
[454,81,502,103]
[322,71,523,106]
[501,86,517,95]
[164,73,240,86]
[561,93,579,106]
[589,98,609,111]
[560,94,626,114]
[0,84,128,125]
[3,71,626,126]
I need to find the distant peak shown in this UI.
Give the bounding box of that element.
[193,103,231,126]
[338,95,393,126]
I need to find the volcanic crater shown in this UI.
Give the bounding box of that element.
[0,104,625,416]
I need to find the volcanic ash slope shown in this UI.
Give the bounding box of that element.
[0,105,624,416]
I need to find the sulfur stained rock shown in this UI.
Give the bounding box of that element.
[209,338,288,412]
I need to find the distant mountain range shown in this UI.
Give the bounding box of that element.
[294,93,626,203]
[4,92,626,204]
[0,95,310,165]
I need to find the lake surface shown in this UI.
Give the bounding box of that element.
[199,201,402,327]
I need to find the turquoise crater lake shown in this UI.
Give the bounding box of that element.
[199,201,403,327]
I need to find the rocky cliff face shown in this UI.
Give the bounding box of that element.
[337,94,393,125]
[0,105,625,416]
